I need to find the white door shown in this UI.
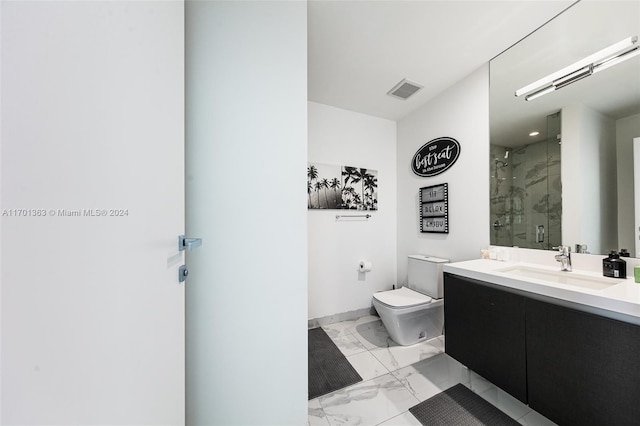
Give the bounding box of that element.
[1,2,185,424]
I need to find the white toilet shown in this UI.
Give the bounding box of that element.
[372,255,448,346]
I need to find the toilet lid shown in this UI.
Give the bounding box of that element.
[373,287,432,308]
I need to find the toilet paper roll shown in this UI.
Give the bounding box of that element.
[359,261,372,272]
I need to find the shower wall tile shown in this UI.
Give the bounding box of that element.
[490,144,514,247]
[547,141,561,177]
[490,134,562,251]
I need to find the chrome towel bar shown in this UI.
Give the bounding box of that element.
[335,214,371,219]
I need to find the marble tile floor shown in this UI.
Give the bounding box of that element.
[308,315,557,426]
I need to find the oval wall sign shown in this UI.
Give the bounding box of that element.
[411,137,461,177]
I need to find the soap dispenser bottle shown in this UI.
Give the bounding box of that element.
[603,251,627,278]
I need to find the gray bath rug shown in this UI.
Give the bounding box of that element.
[308,327,363,400]
[409,383,520,426]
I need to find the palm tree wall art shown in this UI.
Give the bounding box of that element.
[307,162,378,210]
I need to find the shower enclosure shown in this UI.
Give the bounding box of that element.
[490,112,562,250]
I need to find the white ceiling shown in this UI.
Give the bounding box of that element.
[308,0,576,122]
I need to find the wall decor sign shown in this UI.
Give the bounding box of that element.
[411,137,461,177]
[419,183,448,233]
[307,162,378,211]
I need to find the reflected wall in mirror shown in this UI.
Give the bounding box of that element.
[490,1,640,257]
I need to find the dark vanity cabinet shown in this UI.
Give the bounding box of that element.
[526,299,640,426]
[443,273,527,403]
[444,272,640,426]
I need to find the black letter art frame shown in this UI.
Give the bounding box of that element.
[411,137,460,177]
[419,183,449,233]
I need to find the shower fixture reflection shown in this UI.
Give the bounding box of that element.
[492,152,510,195]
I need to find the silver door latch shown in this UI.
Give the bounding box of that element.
[178,235,202,251]
[178,234,202,283]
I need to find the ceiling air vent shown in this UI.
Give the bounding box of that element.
[387,78,423,100]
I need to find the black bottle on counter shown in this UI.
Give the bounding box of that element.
[620,248,630,257]
[603,251,627,278]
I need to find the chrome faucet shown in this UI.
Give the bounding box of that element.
[553,245,572,272]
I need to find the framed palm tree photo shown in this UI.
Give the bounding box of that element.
[341,166,378,211]
[307,162,343,209]
[307,162,378,211]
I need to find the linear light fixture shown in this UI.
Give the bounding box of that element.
[515,36,639,101]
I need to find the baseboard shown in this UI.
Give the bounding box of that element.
[308,306,378,329]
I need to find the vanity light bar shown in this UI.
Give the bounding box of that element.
[525,65,595,101]
[553,64,593,89]
[593,44,640,74]
[515,35,638,100]
[524,85,555,101]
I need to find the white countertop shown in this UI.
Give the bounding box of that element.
[444,258,640,320]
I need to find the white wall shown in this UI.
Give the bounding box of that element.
[616,112,640,255]
[396,65,490,283]
[308,102,397,320]
[562,104,617,254]
[185,1,308,424]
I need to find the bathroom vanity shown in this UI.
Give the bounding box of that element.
[443,257,640,426]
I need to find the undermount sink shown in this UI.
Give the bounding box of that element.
[496,265,620,291]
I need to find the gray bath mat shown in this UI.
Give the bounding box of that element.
[308,327,363,400]
[409,383,520,426]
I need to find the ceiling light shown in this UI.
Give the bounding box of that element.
[529,131,540,137]
[515,35,638,101]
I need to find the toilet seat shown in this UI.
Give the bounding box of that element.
[373,287,432,308]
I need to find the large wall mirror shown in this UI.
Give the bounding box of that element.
[490,0,640,257]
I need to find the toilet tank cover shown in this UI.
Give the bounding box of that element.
[408,254,449,263]
[373,287,432,308]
